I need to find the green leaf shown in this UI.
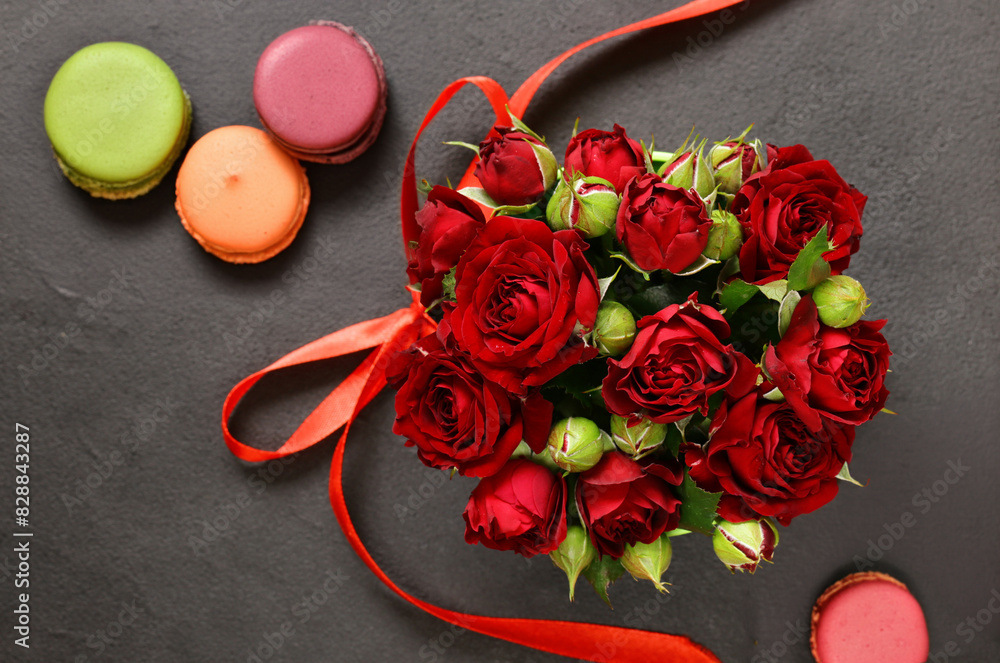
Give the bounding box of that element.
[777,290,801,338]
[662,425,683,458]
[582,554,625,608]
[443,140,480,154]
[787,226,835,291]
[836,463,866,487]
[457,186,498,209]
[880,407,897,415]
[757,279,788,302]
[441,268,457,301]
[673,254,720,277]
[677,471,722,536]
[719,279,759,314]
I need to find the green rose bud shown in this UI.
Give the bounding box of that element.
[549,525,597,601]
[546,173,619,238]
[712,518,778,574]
[708,138,763,194]
[661,145,715,200]
[812,275,870,328]
[620,533,673,592]
[547,417,608,473]
[702,209,743,261]
[610,414,668,460]
[591,301,637,356]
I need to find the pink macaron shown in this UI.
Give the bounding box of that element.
[810,571,929,663]
[253,22,387,164]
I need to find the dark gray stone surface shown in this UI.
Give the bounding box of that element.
[1,0,998,661]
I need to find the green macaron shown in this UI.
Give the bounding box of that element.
[44,42,192,199]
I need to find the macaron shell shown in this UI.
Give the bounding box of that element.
[175,126,309,263]
[253,22,387,162]
[45,42,188,184]
[810,572,929,663]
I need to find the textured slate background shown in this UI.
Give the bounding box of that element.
[1,0,998,661]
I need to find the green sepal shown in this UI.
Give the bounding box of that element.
[836,462,866,487]
[583,554,625,608]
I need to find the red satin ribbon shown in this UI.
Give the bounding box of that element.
[226,1,757,660]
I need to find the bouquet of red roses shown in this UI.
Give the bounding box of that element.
[389,112,891,604]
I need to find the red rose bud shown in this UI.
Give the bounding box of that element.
[812,275,870,328]
[733,144,866,285]
[702,209,743,261]
[549,525,596,601]
[564,124,646,193]
[660,144,715,200]
[450,216,600,395]
[475,126,558,206]
[463,458,568,557]
[620,533,673,592]
[764,295,889,431]
[712,518,778,574]
[546,174,620,238]
[708,139,763,195]
[610,414,668,460]
[576,451,682,558]
[387,331,553,477]
[591,301,636,357]
[616,173,712,273]
[407,186,486,306]
[603,295,753,424]
[547,417,607,473]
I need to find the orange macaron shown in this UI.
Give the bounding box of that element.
[175,125,310,263]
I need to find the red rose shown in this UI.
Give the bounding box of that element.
[475,126,557,206]
[387,331,553,477]
[449,216,599,395]
[603,295,758,424]
[764,295,890,431]
[732,144,866,285]
[463,459,567,557]
[564,124,646,193]
[407,186,486,307]
[686,390,855,525]
[616,173,712,273]
[576,451,682,557]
